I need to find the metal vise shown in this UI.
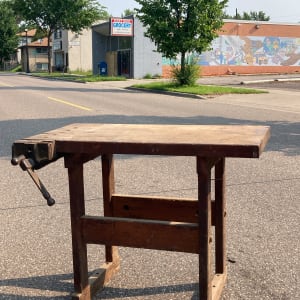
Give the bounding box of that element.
[11,141,61,206]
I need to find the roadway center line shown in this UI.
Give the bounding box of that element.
[0,81,14,87]
[47,97,92,111]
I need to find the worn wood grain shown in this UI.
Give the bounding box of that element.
[66,156,90,298]
[215,158,226,274]
[197,157,213,300]
[81,216,199,254]
[13,124,271,158]
[212,273,227,300]
[111,194,216,225]
[101,154,119,264]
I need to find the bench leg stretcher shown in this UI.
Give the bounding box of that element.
[66,154,227,300]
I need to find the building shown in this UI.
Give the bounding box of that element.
[1,29,36,71]
[52,28,93,72]
[19,36,49,72]
[18,29,50,72]
[54,18,300,78]
[163,20,300,76]
[92,17,162,78]
[53,17,162,78]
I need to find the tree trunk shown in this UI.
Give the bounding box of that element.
[180,51,186,73]
[47,31,52,73]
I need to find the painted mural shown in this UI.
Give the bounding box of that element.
[163,35,300,67]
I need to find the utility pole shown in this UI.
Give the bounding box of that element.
[25,29,30,73]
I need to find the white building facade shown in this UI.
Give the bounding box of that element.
[52,17,162,78]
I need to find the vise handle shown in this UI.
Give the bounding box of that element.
[11,155,55,206]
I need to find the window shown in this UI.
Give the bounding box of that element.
[119,37,132,50]
[53,41,62,51]
[36,63,48,70]
[54,30,62,39]
[36,48,48,54]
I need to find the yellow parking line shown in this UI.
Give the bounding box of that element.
[48,97,92,111]
[0,81,14,87]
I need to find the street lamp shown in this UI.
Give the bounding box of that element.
[24,29,30,73]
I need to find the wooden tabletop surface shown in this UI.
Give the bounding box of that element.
[14,123,270,158]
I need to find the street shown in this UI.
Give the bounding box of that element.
[0,73,299,299]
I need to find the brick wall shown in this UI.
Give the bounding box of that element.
[163,20,300,77]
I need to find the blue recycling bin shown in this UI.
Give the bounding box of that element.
[98,61,107,75]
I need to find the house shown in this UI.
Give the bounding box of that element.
[17,29,36,63]
[52,28,93,72]
[19,36,50,72]
[18,29,36,47]
[0,29,36,71]
[18,29,50,72]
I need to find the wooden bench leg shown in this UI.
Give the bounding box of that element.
[66,158,91,300]
[66,154,120,300]
[215,158,226,274]
[101,154,120,277]
[213,158,227,300]
[197,157,212,300]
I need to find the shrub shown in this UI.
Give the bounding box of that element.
[171,58,200,86]
[143,73,153,79]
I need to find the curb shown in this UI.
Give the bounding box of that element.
[240,77,300,85]
[125,87,207,100]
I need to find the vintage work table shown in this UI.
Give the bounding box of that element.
[11,124,270,300]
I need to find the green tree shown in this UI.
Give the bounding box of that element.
[122,9,135,17]
[135,0,227,85]
[101,10,111,20]
[223,10,270,21]
[13,0,108,72]
[0,0,19,68]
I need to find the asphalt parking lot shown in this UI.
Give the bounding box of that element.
[0,73,299,300]
[196,73,300,89]
[244,79,300,90]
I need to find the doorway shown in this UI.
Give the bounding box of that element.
[117,50,131,77]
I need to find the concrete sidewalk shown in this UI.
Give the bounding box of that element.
[90,72,300,90]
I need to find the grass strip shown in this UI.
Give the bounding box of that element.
[31,73,126,82]
[132,82,267,95]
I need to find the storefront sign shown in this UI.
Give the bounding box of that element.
[111,18,133,36]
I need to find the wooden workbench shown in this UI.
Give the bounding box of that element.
[12,124,270,300]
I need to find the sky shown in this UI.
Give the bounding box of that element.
[99,0,300,23]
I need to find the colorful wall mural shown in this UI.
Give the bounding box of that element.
[163,35,300,67]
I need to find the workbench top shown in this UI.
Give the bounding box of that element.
[13,123,270,158]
